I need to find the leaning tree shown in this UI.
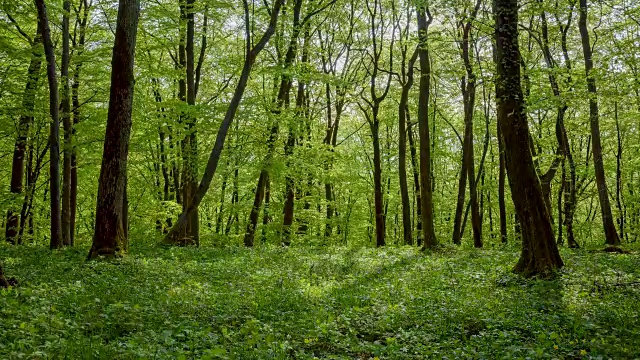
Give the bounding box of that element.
[87,0,141,259]
[494,0,563,276]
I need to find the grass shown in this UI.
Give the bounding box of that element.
[1,244,639,359]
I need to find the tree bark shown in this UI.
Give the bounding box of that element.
[398,48,418,245]
[578,0,620,246]
[494,0,563,276]
[35,0,63,250]
[87,0,140,260]
[416,6,437,248]
[407,114,422,245]
[61,0,72,246]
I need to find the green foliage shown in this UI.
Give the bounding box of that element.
[2,244,640,359]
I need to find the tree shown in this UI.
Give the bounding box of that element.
[87,0,141,260]
[494,0,563,276]
[358,0,396,247]
[163,0,285,244]
[61,0,72,246]
[452,0,483,247]
[416,2,436,249]
[578,0,620,246]
[35,0,62,250]
[70,0,91,246]
[5,24,42,245]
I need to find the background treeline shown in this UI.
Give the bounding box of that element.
[1,0,639,252]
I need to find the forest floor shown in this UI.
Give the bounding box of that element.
[1,244,639,359]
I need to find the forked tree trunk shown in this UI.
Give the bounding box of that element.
[87,0,140,260]
[35,0,63,250]
[164,0,284,243]
[495,0,563,277]
[578,0,620,246]
[454,0,483,247]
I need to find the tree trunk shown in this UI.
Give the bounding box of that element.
[416,6,437,248]
[61,0,72,246]
[407,115,422,245]
[35,0,63,250]
[371,111,386,247]
[398,48,418,245]
[614,102,624,241]
[0,263,11,288]
[578,0,620,246]
[456,0,483,247]
[164,0,284,244]
[452,153,467,245]
[87,0,140,260]
[495,0,563,276]
[6,27,42,245]
[70,0,90,247]
[182,0,200,246]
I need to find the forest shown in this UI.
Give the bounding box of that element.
[1,0,640,357]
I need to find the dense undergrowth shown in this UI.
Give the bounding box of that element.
[1,244,639,359]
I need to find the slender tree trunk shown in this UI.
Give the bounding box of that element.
[216,172,227,234]
[6,28,42,245]
[407,115,422,245]
[498,121,507,243]
[70,0,90,246]
[61,0,72,246]
[87,0,140,260]
[35,0,63,250]
[615,101,624,241]
[371,111,386,247]
[495,0,563,276]
[398,49,418,245]
[416,6,436,248]
[558,160,565,245]
[261,173,271,242]
[578,0,620,246]
[245,170,268,247]
[456,1,483,247]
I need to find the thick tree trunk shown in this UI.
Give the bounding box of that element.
[416,7,437,248]
[6,28,42,245]
[183,0,200,246]
[35,0,63,250]
[495,0,563,276]
[578,0,620,246]
[87,0,140,260]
